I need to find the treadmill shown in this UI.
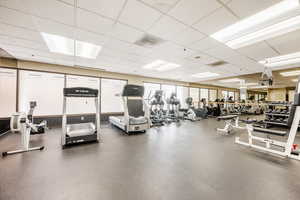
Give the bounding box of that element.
[109,84,150,134]
[62,87,100,148]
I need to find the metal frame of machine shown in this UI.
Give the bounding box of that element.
[2,102,46,157]
[235,77,300,160]
[109,84,150,134]
[62,87,100,148]
[217,115,245,134]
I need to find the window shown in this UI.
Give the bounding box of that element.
[66,75,100,114]
[161,84,176,109]
[221,90,228,100]
[176,86,189,109]
[289,90,295,103]
[161,84,176,99]
[101,78,127,113]
[189,88,199,108]
[235,92,240,101]
[228,91,235,101]
[255,94,259,101]
[0,68,17,118]
[200,88,209,101]
[144,82,160,100]
[209,89,217,101]
[19,70,65,116]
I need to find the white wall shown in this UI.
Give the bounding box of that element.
[66,75,100,114]
[0,68,17,118]
[19,70,65,116]
[101,78,127,113]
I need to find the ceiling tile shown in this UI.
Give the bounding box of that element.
[227,0,282,18]
[185,52,219,65]
[168,27,206,46]
[193,7,238,35]
[0,7,37,30]
[119,0,162,31]
[75,29,108,46]
[267,29,300,55]
[168,0,221,25]
[78,0,126,19]
[187,37,222,51]
[33,17,74,38]
[148,15,187,40]
[205,44,240,59]
[0,35,47,51]
[105,39,137,54]
[0,23,42,42]
[237,41,279,61]
[109,23,144,43]
[0,0,32,13]
[60,0,74,5]
[140,0,180,13]
[77,8,114,35]
[33,0,75,25]
[219,0,231,4]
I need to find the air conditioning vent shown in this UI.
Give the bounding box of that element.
[207,61,228,67]
[134,34,165,48]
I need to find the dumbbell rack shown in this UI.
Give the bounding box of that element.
[264,102,291,127]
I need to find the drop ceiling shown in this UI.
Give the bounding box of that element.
[0,0,300,83]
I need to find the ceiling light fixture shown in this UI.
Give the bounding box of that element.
[280,70,300,76]
[292,79,298,82]
[225,15,300,49]
[211,0,299,42]
[142,60,181,71]
[259,51,300,67]
[219,78,244,83]
[191,72,220,79]
[41,32,102,59]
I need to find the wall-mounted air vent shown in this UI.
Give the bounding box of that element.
[207,61,228,67]
[134,34,165,48]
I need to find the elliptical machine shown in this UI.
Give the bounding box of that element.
[2,101,47,157]
[166,92,180,122]
[149,90,166,126]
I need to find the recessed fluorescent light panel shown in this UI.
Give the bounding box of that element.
[211,0,299,43]
[191,72,220,79]
[143,60,181,71]
[280,70,300,76]
[41,32,102,59]
[219,78,244,83]
[226,15,300,49]
[259,51,300,67]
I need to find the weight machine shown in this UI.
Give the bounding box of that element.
[217,115,245,135]
[235,77,300,160]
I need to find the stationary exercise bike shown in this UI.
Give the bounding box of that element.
[2,101,47,157]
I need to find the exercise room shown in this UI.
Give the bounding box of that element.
[1,0,300,199]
